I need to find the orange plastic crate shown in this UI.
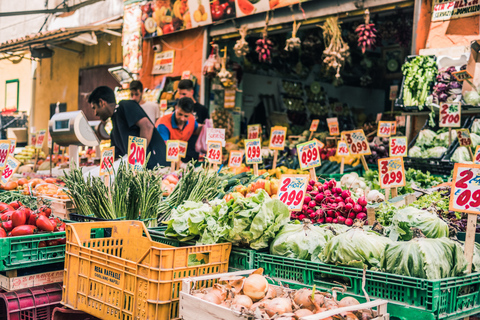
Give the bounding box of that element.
[62,220,231,320]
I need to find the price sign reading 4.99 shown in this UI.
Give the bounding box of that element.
[207,141,222,164]
[377,121,392,137]
[378,157,406,189]
[449,163,480,214]
[166,140,180,162]
[336,140,349,156]
[440,103,461,127]
[245,139,262,164]
[327,118,340,136]
[457,129,473,147]
[297,140,321,170]
[277,174,309,211]
[269,126,287,150]
[100,147,115,176]
[1,156,20,186]
[389,137,408,157]
[228,150,243,168]
[341,130,371,155]
[128,136,147,170]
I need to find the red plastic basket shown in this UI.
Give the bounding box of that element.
[0,283,62,320]
[52,307,100,320]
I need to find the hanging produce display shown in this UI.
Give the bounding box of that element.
[284,20,301,52]
[320,17,350,80]
[203,44,222,78]
[256,14,273,63]
[234,26,249,58]
[355,9,377,54]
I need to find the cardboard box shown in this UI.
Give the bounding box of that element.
[0,270,63,291]
[462,40,480,94]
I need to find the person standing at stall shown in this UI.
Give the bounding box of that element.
[88,86,167,169]
[177,79,209,124]
[129,80,160,124]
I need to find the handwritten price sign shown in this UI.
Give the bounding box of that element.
[336,140,350,156]
[449,163,480,214]
[440,103,461,127]
[341,129,371,155]
[179,141,188,158]
[452,70,473,82]
[1,156,20,186]
[0,140,10,170]
[247,124,261,140]
[207,128,226,147]
[377,121,392,137]
[36,130,46,149]
[228,150,243,168]
[8,138,16,155]
[277,174,309,211]
[100,147,115,176]
[207,141,222,164]
[457,129,472,147]
[297,140,321,170]
[315,138,325,149]
[327,118,340,136]
[269,126,286,150]
[389,137,408,157]
[378,157,406,189]
[128,136,147,170]
[390,121,397,135]
[166,140,180,162]
[245,139,262,164]
[309,119,319,132]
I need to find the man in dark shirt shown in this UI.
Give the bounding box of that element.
[88,86,167,169]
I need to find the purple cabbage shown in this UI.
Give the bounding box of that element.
[448,81,462,89]
[446,66,457,73]
[434,83,448,93]
[438,92,448,102]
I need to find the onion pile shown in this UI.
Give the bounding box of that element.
[291,179,368,226]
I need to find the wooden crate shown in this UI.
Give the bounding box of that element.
[180,270,389,320]
[38,196,75,220]
[0,270,63,291]
[367,193,417,225]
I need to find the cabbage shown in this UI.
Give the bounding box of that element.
[425,146,447,158]
[451,146,472,163]
[386,207,449,241]
[471,133,480,147]
[408,146,423,158]
[270,221,334,261]
[471,120,480,135]
[434,130,456,147]
[416,129,437,148]
[320,227,392,269]
[464,90,480,106]
[381,237,467,279]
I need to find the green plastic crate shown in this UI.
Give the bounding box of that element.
[255,252,480,320]
[0,231,66,271]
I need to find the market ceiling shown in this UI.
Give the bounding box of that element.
[0,0,104,17]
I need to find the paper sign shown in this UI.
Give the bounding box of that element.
[297,140,321,170]
[389,85,398,101]
[336,140,350,156]
[128,136,147,170]
[449,163,480,214]
[309,119,319,132]
[206,141,222,164]
[0,140,10,170]
[269,126,287,150]
[1,156,20,185]
[376,113,383,123]
[247,124,261,140]
[457,129,472,147]
[53,143,59,154]
[452,70,473,82]
[224,89,236,109]
[47,131,52,147]
[327,118,339,136]
[152,50,175,75]
[389,137,408,157]
[8,138,16,155]
[160,99,168,111]
[277,174,309,212]
[244,139,262,164]
[206,128,226,147]
[378,157,406,189]
[30,135,36,146]
[341,130,372,155]
[36,130,46,149]
[179,141,188,158]
[228,150,243,168]
[377,121,392,137]
[166,140,180,162]
[314,138,325,149]
[475,146,480,165]
[100,147,115,176]
[181,70,191,79]
[440,102,461,127]
[390,121,397,135]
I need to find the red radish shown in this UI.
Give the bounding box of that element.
[335,211,342,218]
[330,203,337,209]
[333,219,338,224]
[345,203,353,211]
[364,220,369,225]
[317,185,324,192]
[334,188,343,195]
[324,190,332,197]
[304,196,312,204]
[298,214,306,220]
[318,218,325,224]
[309,201,316,208]
[327,211,335,218]
[11,210,26,228]
[310,191,319,197]
[307,209,314,215]
[335,196,343,203]
[345,218,353,226]
[302,205,308,212]
[356,212,367,220]
[353,204,363,213]
[290,213,297,219]
[11,225,37,236]
[337,216,346,224]
[316,209,324,217]
[348,212,356,219]
[309,180,316,186]
[326,217,333,223]
[341,190,351,199]
[309,213,316,219]
[328,180,336,188]
[307,185,313,192]
[362,206,367,213]
[337,201,345,208]
[315,194,324,203]
[357,196,367,207]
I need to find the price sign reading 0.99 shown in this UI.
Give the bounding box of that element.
[100,147,115,176]
[327,118,340,136]
[0,140,10,170]
[1,156,20,186]
[179,141,188,158]
[245,139,262,164]
[128,136,147,170]
[269,127,287,150]
[336,140,350,156]
[474,146,480,165]
[378,157,406,189]
[440,103,461,127]
[389,137,408,157]
[449,163,480,214]
[342,130,371,155]
[207,141,222,164]
[8,138,16,155]
[228,150,243,168]
[457,129,473,147]
[247,125,261,140]
[309,119,320,132]
[166,140,180,162]
[377,121,392,137]
[297,140,321,170]
[277,174,309,211]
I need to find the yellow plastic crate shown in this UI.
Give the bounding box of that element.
[62,220,231,320]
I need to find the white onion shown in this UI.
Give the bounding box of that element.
[243,274,269,301]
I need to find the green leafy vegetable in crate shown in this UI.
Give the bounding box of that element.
[401,55,437,109]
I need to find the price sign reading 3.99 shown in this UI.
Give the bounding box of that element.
[207,141,222,164]
[342,130,371,155]
[128,136,147,170]
[245,139,262,164]
[378,157,406,189]
[297,140,321,170]
[377,121,392,137]
[228,150,243,168]
[440,103,461,127]
[449,163,480,214]
[269,126,287,150]
[277,174,309,211]
[336,140,349,156]
[1,156,20,186]
[389,137,408,157]
[100,147,115,176]
[457,129,472,147]
[166,140,180,162]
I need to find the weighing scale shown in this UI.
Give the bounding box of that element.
[89,120,110,158]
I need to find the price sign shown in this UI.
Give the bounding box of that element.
[377,121,392,137]
[206,141,222,164]
[166,140,180,162]
[53,143,60,154]
[160,99,168,111]
[228,150,243,168]
[336,140,350,156]
[452,70,473,82]
[181,70,191,79]
[8,138,16,155]
[247,125,261,140]
[378,157,406,189]
[457,129,472,147]
[128,136,147,170]
[277,174,309,211]
[269,126,287,150]
[206,128,226,147]
[296,140,321,170]
[475,146,480,165]
[100,147,115,176]
[36,130,46,149]
[314,138,325,149]
[179,141,188,158]
[244,139,262,164]
[30,135,36,147]
[327,118,339,136]
[390,121,397,135]
[389,137,408,157]
[449,163,480,214]
[389,85,398,101]
[309,119,319,132]
[47,131,52,147]
[440,103,461,127]
[341,129,371,155]
[0,156,20,186]
[0,140,10,170]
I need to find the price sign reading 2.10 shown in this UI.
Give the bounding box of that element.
[244,139,262,164]
[296,140,321,170]
[449,163,480,214]
[341,129,371,155]
[389,137,408,157]
[378,157,406,189]
[277,174,309,211]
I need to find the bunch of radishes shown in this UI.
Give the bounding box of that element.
[291,179,368,226]
[355,9,376,54]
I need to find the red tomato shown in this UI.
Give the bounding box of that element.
[11,210,26,228]
[9,201,21,210]
[39,206,52,218]
[28,213,38,226]
[0,228,6,238]
[11,225,37,236]
[36,215,54,232]
[17,207,32,221]
[1,220,13,232]
[0,203,14,214]
[55,222,66,232]
[47,240,59,246]
[38,241,47,247]
[58,238,66,245]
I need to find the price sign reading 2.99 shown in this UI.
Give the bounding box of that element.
[244,139,262,164]
[449,163,480,214]
[342,129,371,155]
[378,157,406,189]
[296,140,321,170]
[277,174,309,211]
[128,136,147,170]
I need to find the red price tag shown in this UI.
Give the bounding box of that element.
[449,163,480,214]
[336,140,350,156]
[228,150,243,168]
[8,138,16,155]
[341,129,371,155]
[206,141,222,164]
[244,139,262,164]
[277,174,309,211]
[327,118,339,136]
[1,156,20,186]
[166,140,180,162]
[378,157,406,189]
[297,140,321,170]
[269,126,286,150]
[309,119,319,132]
[160,99,168,111]
[440,103,461,127]
[457,129,472,147]
[474,146,480,165]
[100,147,115,176]
[247,125,260,140]
[36,130,46,149]
[179,141,188,158]
[377,121,392,137]
[128,136,147,169]
[0,140,10,170]
[389,137,408,157]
